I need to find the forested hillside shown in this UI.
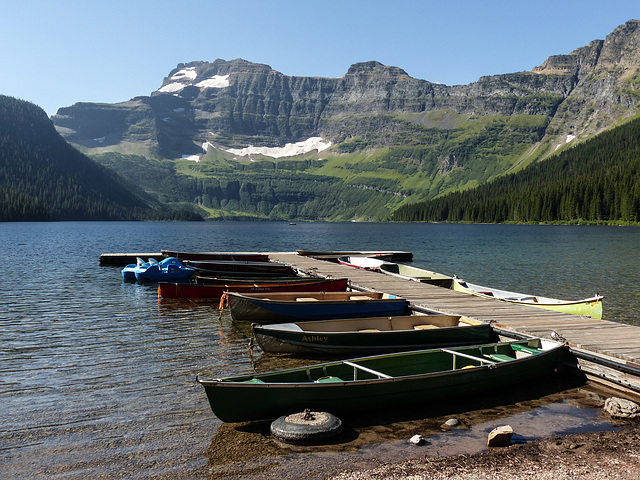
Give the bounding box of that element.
[92,151,398,221]
[392,116,640,224]
[0,96,201,221]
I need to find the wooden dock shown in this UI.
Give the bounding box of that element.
[271,252,640,396]
[99,253,162,266]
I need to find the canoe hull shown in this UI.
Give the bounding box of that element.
[198,339,563,422]
[162,250,270,262]
[452,278,604,319]
[253,315,493,355]
[337,256,385,271]
[228,292,409,323]
[297,250,413,262]
[158,278,349,300]
[183,259,297,277]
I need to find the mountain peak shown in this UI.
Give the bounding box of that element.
[156,59,276,94]
[533,19,640,76]
[346,61,410,78]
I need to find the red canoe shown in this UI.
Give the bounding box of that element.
[158,277,349,300]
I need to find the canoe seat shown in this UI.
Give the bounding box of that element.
[315,376,343,383]
[350,295,372,301]
[511,344,541,355]
[413,324,438,330]
[484,353,513,362]
[359,329,380,332]
[242,378,265,384]
[506,296,537,302]
[296,297,319,302]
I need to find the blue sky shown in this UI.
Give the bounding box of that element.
[1,1,638,116]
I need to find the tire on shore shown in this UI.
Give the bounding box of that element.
[270,409,343,444]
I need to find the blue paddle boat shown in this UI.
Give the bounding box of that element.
[133,257,195,282]
[122,257,147,280]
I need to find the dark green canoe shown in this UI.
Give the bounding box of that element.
[252,314,493,355]
[197,338,564,422]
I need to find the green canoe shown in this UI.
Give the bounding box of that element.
[252,314,493,355]
[197,338,564,422]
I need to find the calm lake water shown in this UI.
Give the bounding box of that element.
[1,221,639,479]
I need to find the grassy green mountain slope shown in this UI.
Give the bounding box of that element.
[90,109,555,221]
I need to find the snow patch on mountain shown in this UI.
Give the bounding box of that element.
[171,67,197,81]
[158,82,185,93]
[195,75,230,89]
[157,70,230,94]
[224,137,331,158]
[554,134,577,151]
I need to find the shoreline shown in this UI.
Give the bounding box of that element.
[197,378,639,479]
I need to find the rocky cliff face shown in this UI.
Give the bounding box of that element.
[533,20,640,138]
[53,20,640,162]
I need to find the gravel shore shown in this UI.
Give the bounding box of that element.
[329,423,640,480]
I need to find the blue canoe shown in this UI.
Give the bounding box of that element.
[227,291,409,324]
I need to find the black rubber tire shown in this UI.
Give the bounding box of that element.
[270,411,343,444]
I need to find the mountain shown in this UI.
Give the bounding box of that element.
[50,20,640,221]
[0,95,200,221]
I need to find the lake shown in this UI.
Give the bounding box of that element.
[1,221,638,478]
